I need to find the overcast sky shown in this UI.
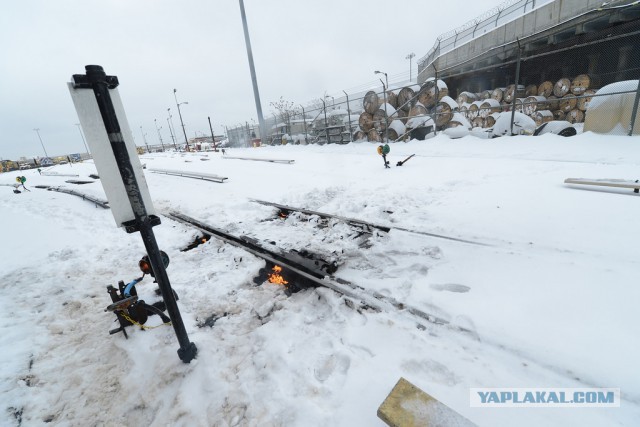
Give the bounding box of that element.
[0,0,499,160]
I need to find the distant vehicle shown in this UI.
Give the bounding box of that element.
[59,160,68,165]
[19,163,30,170]
[70,153,82,162]
[39,157,54,166]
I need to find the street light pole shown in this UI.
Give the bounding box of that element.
[154,119,165,152]
[167,108,177,139]
[405,52,415,82]
[75,123,89,155]
[140,126,150,153]
[33,128,49,158]
[166,117,177,150]
[208,116,217,150]
[173,89,190,151]
[238,0,267,145]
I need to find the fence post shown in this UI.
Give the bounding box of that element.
[433,64,439,137]
[343,90,352,142]
[322,98,329,143]
[300,105,308,145]
[628,79,640,136]
[510,38,523,135]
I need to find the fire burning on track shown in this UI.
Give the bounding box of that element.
[267,265,289,285]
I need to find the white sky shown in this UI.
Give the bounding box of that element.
[0,0,499,159]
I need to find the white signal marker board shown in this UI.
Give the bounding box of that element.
[68,82,155,227]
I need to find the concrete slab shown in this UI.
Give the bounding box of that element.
[377,378,477,427]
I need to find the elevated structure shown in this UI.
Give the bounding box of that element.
[418,0,640,97]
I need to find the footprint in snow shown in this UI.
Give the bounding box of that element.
[429,283,470,293]
[313,353,351,383]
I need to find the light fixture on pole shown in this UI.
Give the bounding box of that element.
[75,123,89,155]
[173,89,190,151]
[405,52,416,82]
[33,128,49,158]
[374,70,388,90]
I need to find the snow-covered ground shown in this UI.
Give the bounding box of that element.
[1,132,639,426]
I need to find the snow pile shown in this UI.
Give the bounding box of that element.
[584,80,640,135]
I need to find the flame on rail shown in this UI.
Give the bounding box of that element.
[268,265,289,285]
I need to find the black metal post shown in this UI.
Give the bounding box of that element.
[73,65,196,363]
[629,79,640,136]
[510,39,523,136]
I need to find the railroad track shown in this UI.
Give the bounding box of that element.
[35,185,110,209]
[250,199,491,246]
[167,211,461,331]
[168,210,606,389]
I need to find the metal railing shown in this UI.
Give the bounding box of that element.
[418,0,552,71]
